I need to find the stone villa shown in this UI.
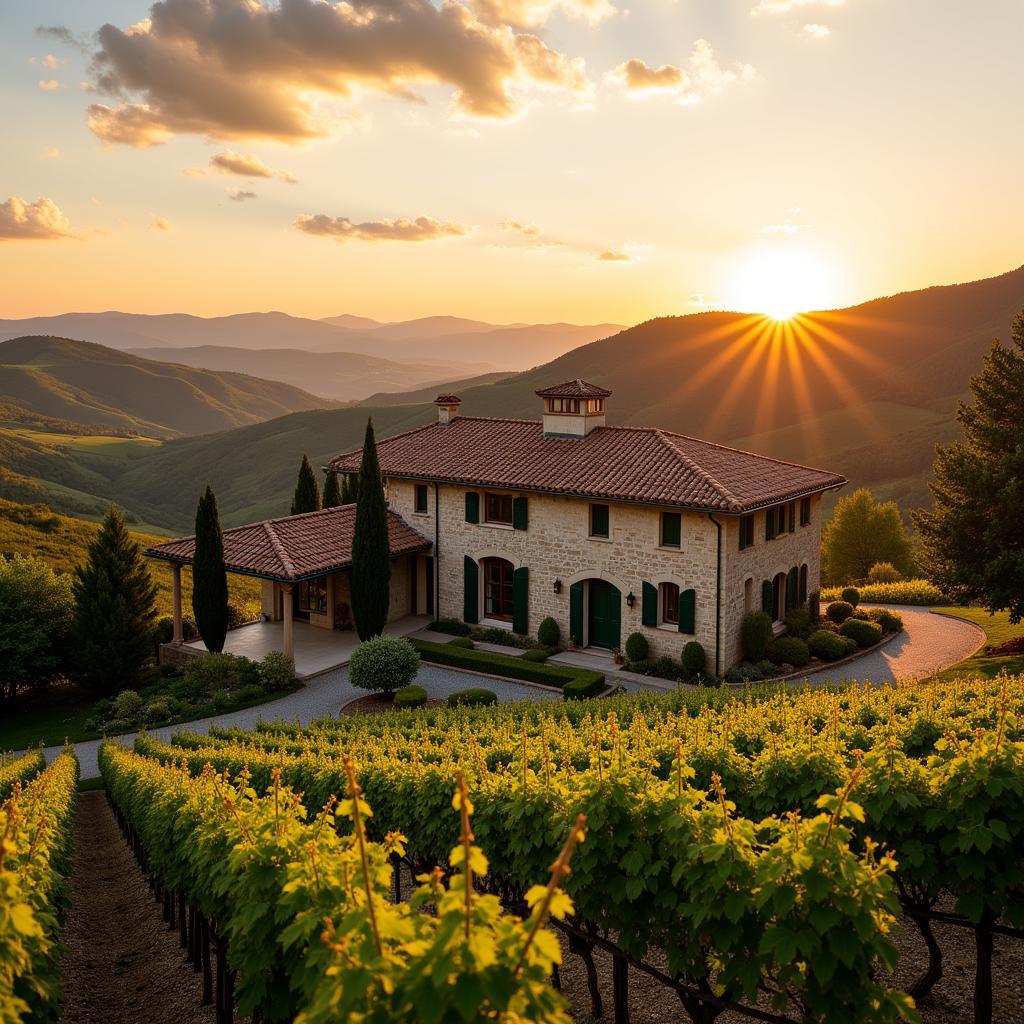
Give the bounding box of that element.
[149,379,844,675]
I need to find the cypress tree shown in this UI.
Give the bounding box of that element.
[322,469,342,508]
[291,453,321,515]
[72,505,158,695]
[192,484,229,653]
[340,472,361,505]
[350,418,390,639]
[913,309,1024,621]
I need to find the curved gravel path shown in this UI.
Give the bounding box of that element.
[799,605,984,687]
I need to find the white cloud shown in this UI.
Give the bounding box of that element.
[38,79,62,91]
[754,220,801,235]
[0,197,78,241]
[468,0,614,29]
[800,23,831,38]
[501,218,543,238]
[184,149,298,182]
[296,214,469,243]
[609,40,753,104]
[752,0,843,13]
[597,249,632,262]
[229,189,258,202]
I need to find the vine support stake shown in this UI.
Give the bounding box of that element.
[974,917,994,1024]
[612,951,630,1024]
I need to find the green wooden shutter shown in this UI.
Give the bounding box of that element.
[787,566,799,610]
[788,503,796,533]
[513,496,529,531]
[662,512,681,546]
[761,580,773,614]
[591,503,609,538]
[679,588,696,634]
[765,510,775,541]
[465,491,479,523]
[569,581,584,645]
[641,581,658,627]
[512,567,529,635]
[463,556,479,623]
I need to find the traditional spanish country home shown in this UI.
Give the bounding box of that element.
[148,379,844,676]
[330,379,846,674]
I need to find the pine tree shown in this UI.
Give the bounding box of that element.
[913,310,1024,621]
[291,453,321,515]
[350,418,390,639]
[340,472,361,505]
[72,505,159,695]
[192,484,230,653]
[322,469,342,508]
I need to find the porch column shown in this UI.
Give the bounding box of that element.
[282,584,294,661]
[171,563,184,643]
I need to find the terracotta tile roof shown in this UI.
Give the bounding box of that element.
[535,378,613,398]
[435,393,461,404]
[146,504,431,582]
[330,418,846,513]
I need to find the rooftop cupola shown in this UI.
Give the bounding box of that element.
[536,379,611,438]
[435,393,461,424]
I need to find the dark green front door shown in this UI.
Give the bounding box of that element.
[587,580,621,650]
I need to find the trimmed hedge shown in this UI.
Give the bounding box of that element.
[447,636,474,649]
[766,636,811,668]
[624,632,648,663]
[841,587,860,608]
[448,688,498,707]
[820,579,950,605]
[411,639,603,694]
[394,685,428,709]
[521,648,550,663]
[563,675,607,700]
[840,618,884,648]
[867,607,904,633]
[809,629,858,661]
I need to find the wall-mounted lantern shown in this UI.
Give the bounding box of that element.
[626,591,636,608]
[553,578,562,594]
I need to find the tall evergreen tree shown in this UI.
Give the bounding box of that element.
[291,453,321,515]
[350,418,390,639]
[913,310,1024,621]
[340,472,361,505]
[322,469,342,508]
[192,484,229,652]
[73,505,158,695]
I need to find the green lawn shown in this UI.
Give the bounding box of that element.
[931,606,1024,681]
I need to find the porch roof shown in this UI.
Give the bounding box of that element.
[146,504,431,583]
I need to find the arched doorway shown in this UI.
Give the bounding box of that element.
[482,557,515,621]
[587,579,621,650]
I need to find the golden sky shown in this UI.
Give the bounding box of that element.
[1,0,1022,324]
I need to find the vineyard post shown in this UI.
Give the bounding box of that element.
[974,916,994,1024]
[612,950,629,1024]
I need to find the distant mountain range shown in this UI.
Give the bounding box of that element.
[0,311,623,373]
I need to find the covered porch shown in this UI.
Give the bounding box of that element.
[147,503,433,675]
[182,614,431,679]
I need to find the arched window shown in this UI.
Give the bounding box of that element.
[799,564,808,605]
[482,557,515,620]
[659,582,680,625]
[772,572,787,623]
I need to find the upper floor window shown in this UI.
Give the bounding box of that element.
[739,514,755,550]
[800,497,812,526]
[660,582,680,625]
[590,503,610,538]
[661,511,681,548]
[485,492,514,526]
[777,505,788,536]
[414,483,428,514]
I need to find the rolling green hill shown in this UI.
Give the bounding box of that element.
[0,335,334,439]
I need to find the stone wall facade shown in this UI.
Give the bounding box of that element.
[386,478,821,670]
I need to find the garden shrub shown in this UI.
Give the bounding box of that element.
[724,664,763,685]
[537,616,560,647]
[394,684,428,709]
[258,650,295,691]
[826,601,854,624]
[471,626,521,646]
[867,607,903,633]
[429,617,471,636]
[839,618,884,648]
[563,675,606,700]
[741,611,773,661]
[521,648,550,662]
[755,660,778,676]
[766,636,811,668]
[784,607,813,639]
[182,653,241,700]
[624,631,648,663]
[143,696,174,724]
[808,590,821,622]
[820,579,949,605]
[655,655,682,680]
[112,689,143,721]
[448,688,498,707]
[447,636,475,649]
[681,641,707,675]
[868,561,902,584]
[234,684,265,704]
[808,629,855,661]
[841,587,860,608]
[349,635,421,694]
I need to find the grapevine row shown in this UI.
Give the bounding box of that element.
[0,750,79,1024]
[0,751,46,801]
[99,741,582,1024]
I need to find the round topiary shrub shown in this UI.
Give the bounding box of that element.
[826,601,854,624]
[394,684,428,709]
[521,648,550,662]
[766,636,811,668]
[537,616,560,648]
[741,611,773,661]
[258,650,295,691]
[808,629,853,661]
[448,688,498,707]
[839,618,883,648]
[447,636,475,649]
[349,635,420,694]
[868,562,903,584]
[624,631,649,663]
[841,587,860,608]
[681,641,706,675]
[867,607,903,633]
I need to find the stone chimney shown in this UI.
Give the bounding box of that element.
[435,393,462,425]
[535,379,612,439]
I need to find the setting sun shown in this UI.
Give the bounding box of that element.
[728,247,839,321]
